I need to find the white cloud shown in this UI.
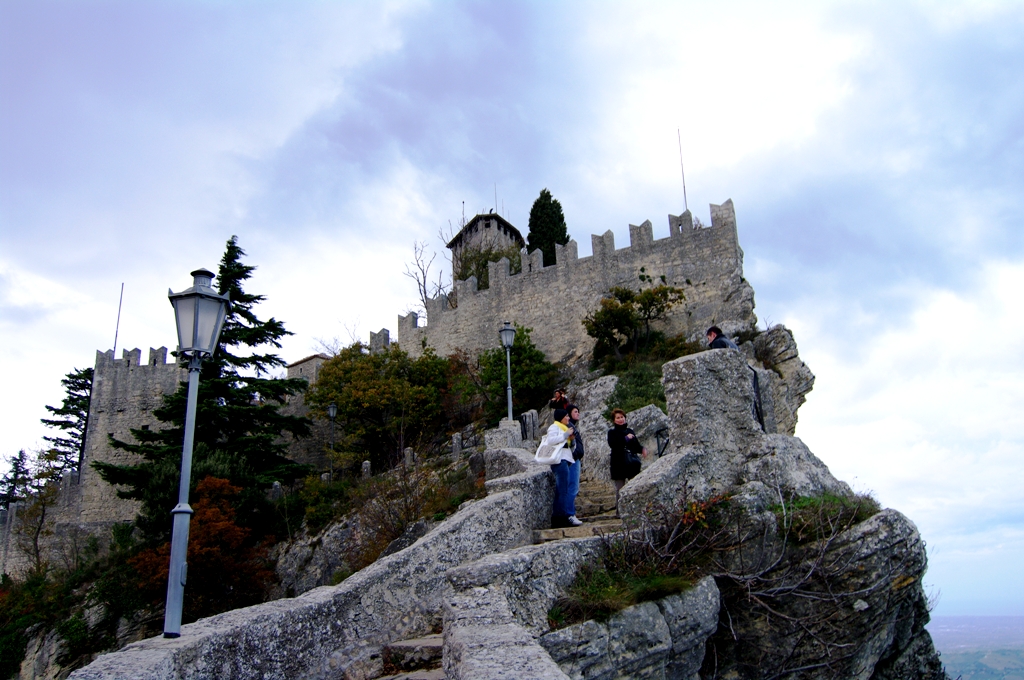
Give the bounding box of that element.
[793,259,1024,614]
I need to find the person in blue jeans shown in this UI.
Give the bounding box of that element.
[548,408,583,528]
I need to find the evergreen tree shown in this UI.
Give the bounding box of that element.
[526,188,569,267]
[40,367,93,477]
[477,326,559,424]
[0,450,32,509]
[94,236,311,543]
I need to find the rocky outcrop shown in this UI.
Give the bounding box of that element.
[268,519,356,599]
[618,347,946,680]
[750,325,815,436]
[539,576,719,680]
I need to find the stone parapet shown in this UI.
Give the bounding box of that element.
[70,428,556,680]
[399,200,756,363]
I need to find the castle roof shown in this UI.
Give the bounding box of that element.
[287,353,329,368]
[446,213,525,250]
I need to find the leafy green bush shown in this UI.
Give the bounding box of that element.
[583,269,685,364]
[603,362,666,418]
[306,343,451,471]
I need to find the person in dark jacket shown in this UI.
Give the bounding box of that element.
[706,326,766,431]
[607,408,646,509]
[549,388,570,411]
[706,325,739,350]
[567,405,584,518]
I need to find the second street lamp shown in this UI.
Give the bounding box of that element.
[163,268,230,638]
[328,402,337,481]
[499,322,516,422]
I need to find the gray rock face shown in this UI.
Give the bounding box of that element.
[539,576,719,680]
[269,519,356,599]
[706,510,945,680]
[662,349,764,457]
[752,325,815,436]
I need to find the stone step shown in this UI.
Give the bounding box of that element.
[577,493,614,503]
[377,669,445,680]
[382,634,443,673]
[575,500,616,516]
[533,519,623,543]
[581,510,618,522]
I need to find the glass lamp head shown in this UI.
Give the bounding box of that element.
[168,268,231,358]
[499,321,516,349]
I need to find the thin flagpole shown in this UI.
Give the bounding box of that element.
[677,129,688,212]
[112,282,124,357]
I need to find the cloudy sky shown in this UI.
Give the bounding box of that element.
[2,1,1021,616]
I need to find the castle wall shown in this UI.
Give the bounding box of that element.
[77,347,185,523]
[399,200,756,362]
[0,348,185,577]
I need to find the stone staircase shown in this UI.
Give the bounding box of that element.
[376,633,444,679]
[532,479,622,543]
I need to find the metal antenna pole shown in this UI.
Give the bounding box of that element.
[677,129,688,212]
[112,282,124,357]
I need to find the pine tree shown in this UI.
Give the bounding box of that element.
[40,367,93,477]
[0,450,32,509]
[526,188,569,267]
[94,236,311,542]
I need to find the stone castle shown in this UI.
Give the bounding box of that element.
[1,199,756,577]
[398,199,754,363]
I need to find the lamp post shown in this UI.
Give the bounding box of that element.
[163,268,230,638]
[328,402,337,481]
[499,322,516,422]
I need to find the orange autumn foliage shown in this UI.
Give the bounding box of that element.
[130,476,275,623]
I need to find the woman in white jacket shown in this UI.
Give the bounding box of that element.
[546,408,583,528]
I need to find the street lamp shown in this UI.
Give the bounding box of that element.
[499,322,516,422]
[163,268,230,638]
[328,402,337,481]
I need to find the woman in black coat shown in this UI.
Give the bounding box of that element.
[607,408,646,508]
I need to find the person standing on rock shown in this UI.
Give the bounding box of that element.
[549,388,570,412]
[567,405,585,520]
[607,408,646,511]
[707,326,766,431]
[547,408,583,528]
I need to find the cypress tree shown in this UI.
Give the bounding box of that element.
[94,236,311,542]
[526,188,569,267]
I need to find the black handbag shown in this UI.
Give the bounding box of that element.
[624,440,642,477]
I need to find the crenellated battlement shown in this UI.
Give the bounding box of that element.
[77,345,186,524]
[399,200,756,362]
[1,345,186,577]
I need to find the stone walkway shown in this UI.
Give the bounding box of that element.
[533,479,622,543]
